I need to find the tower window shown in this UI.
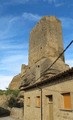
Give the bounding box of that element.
[40,47,42,49]
[27,97,30,106]
[38,65,40,68]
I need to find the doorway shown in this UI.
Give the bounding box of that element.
[46,95,53,120]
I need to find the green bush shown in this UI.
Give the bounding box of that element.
[11,90,20,97]
[5,89,20,97]
[8,96,16,108]
[0,90,5,95]
[0,89,20,97]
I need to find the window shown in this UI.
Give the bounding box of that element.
[36,96,40,107]
[48,95,53,103]
[38,65,40,68]
[27,97,30,106]
[62,93,71,110]
[40,47,42,49]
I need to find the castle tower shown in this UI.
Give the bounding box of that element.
[28,16,64,67]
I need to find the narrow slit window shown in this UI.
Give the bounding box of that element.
[27,97,30,106]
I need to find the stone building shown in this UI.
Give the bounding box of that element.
[23,68,73,120]
[20,16,73,120]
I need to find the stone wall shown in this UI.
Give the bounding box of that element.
[28,16,64,66]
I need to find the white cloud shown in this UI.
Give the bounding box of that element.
[0,54,28,73]
[0,12,41,40]
[0,12,39,84]
[0,16,17,40]
[0,54,28,90]
[22,12,41,21]
[9,16,19,23]
[0,75,13,90]
[0,16,21,40]
[1,55,27,63]
[65,60,73,67]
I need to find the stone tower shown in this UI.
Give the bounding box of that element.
[28,16,64,67]
[9,16,69,91]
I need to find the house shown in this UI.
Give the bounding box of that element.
[23,67,73,120]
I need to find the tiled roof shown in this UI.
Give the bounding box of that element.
[20,67,73,91]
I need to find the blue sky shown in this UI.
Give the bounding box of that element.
[0,0,73,89]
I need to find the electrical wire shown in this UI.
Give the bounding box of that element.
[34,40,73,83]
[22,40,73,85]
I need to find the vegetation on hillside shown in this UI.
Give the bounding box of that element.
[0,90,5,95]
[0,89,20,97]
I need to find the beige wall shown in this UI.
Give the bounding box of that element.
[24,90,41,120]
[24,78,73,120]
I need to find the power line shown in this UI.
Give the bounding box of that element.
[22,40,73,85]
[43,40,73,73]
[34,40,73,83]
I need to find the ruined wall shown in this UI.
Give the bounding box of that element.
[28,16,64,66]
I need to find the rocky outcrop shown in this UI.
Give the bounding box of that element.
[0,93,24,119]
[8,64,28,91]
[0,95,8,108]
[9,74,22,90]
[0,95,10,117]
[0,107,10,117]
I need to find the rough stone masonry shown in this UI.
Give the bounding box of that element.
[21,16,69,84]
[29,16,64,66]
[9,16,69,89]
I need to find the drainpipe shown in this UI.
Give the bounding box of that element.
[38,87,43,120]
[41,88,43,120]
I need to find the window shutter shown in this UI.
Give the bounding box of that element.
[36,96,40,107]
[63,93,71,109]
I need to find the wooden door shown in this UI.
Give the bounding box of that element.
[46,95,53,120]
